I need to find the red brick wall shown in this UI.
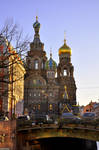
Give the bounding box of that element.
[0,120,16,150]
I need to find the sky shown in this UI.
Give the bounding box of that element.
[0,0,99,106]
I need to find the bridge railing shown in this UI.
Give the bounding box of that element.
[16,116,99,131]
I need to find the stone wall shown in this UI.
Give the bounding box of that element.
[0,120,16,150]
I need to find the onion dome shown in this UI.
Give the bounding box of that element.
[33,16,40,34]
[45,52,57,70]
[59,37,72,55]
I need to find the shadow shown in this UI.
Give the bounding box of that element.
[39,137,97,150]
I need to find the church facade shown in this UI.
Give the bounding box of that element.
[24,17,77,115]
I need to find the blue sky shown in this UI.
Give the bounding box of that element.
[0,0,99,105]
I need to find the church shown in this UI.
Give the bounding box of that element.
[24,17,77,115]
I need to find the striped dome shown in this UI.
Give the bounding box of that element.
[45,53,57,70]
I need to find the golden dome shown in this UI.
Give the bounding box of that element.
[59,38,72,55]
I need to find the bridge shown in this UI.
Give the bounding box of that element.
[16,121,99,150]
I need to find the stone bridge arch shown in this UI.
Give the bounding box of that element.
[17,126,99,150]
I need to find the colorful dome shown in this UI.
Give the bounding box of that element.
[45,53,57,70]
[33,16,40,33]
[59,39,72,55]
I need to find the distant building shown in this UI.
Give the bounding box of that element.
[0,36,25,117]
[24,17,77,115]
[83,101,96,113]
[92,103,99,119]
[83,101,99,118]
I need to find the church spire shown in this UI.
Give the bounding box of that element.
[50,48,52,58]
[36,16,38,21]
[64,31,66,44]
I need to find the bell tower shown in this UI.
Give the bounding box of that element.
[57,34,76,105]
[57,33,73,78]
[26,16,47,78]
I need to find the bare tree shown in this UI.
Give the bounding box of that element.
[0,19,30,117]
[0,19,29,63]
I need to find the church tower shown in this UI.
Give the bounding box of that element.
[57,35,76,105]
[26,16,47,78]
[24,17,48,115]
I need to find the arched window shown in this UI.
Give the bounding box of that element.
[47,72,50,78]
[34,93,36,96]
[42,60,45,69]
[49,104,53,111]
[55,72,57,78]
[49,93,52,97]
[52,72,55,78]
[34,59,39,69]
[64,69,67,76]
[33,105,36,111]
[38,104,40,110]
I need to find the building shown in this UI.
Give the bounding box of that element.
[83,101,96,113]
[83,101,99,118]
[92,103,99,119]
[0,36,25,118]
[24,17,77,115]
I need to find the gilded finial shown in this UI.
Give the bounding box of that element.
[36,16,38,21]
[64,31,66,44]
[50,47,52,58]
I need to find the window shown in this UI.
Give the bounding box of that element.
[64,69,67,76]
[49,93,52,97]
[34,93,36,96]
[52,72,55,78]
[33,105,36,110]
[49,104,53,111]
[38,93,40,96]
[60,73,62,76]
[34,59,39,69]
[42,61,45,69]
[68,72,70,76]
[38,104,40,110]
[47,72,50,78]
[55,72,57,78]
